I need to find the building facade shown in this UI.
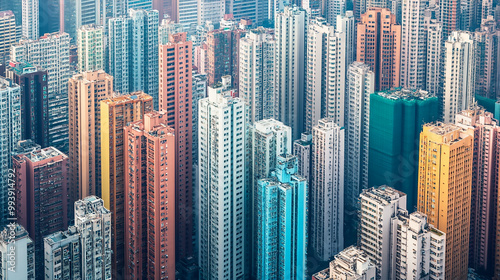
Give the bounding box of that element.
[159,32,194,262]
[22,0,38,40]
[68,70,113,201]
[312,246,376,280]
[124,111,176,280]
[255,155,308,280]
[198,82,248,279]
[0,11,16,61]
[239,27,275,124]
[442,31,477,123]
[100,92,153,279]
[417,123,473,280]
[13,147,69,279]
[274,6,307,140]
[356,8,401,91]
[77,24,104,73]
[44,226,81,280]
[474,17,499,100]
[345,62,374,209]
[0,224,34,279]
[368,88,438,211]
[11,32,71,153]
[5,62,49,148]
[305,17,345,133]
[311,118,345,261]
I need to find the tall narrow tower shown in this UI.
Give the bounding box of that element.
[417,123,473,280]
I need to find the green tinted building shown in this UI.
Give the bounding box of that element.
[368,88,438,211]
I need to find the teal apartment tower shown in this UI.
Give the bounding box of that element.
[255,154,308,280]
[368,88,438,210]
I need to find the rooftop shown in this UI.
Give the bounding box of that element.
[22,147,67,162]
[375,87,435,101]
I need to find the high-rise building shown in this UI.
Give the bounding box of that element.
[44,226,82,279]
[366,0,390,9]
[100,92,152,279]
[1,2,22,39]
[368,89,438,211]
[159,32,195,262]
[153,0,177,21]
[68,70,113,202]
[74,196,112,280]
[158,18,184,44]
[301,0,321,19]
[11,32,71,153]
[390,211,446,279]
[12,147,69,279]
[356,8,401,91]
[197,0,225,25]
[417,123,473,280]
[239,27,274,124]
[312,246,376,280]
[400,0,428,89]
[198,81,248,279]
[40,0,59,35]
[255,155,308,280]
[177,0,198,30]
[77,24,104,73]
[305,17,345,133]
[5,62,49,148]
[206,28,246,89]
[60,0,107,42]
[275,6,307,140]
[293,133,312,182]
[442,31,476,123]
[22,0,38,40]
[358,186,407,280]
[192,72,207,163]
[311,118,345,261]
[440,0,460,40]
[424,7,442,98]
[474,17,499,100]
[325,0,345,27]
[455,109,500,275]
[0,78,21,228]
[128,0,153,10]
[124,111,176,280]
[0,11,16,62]
[0,224,35,279]
[345,62,374,209]
[108,9,159,107]
[336,11,356,68]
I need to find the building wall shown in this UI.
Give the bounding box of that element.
[0,11,16,61]
[77,25,104,73]
[417,123,473,280]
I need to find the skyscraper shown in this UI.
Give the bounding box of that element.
[77,24,104,73]
[206,28,246,89]
[311,118,345,261]
[22,0,38,40]
[474,17,499,100]
[400,0,428,89]
[293,133,312,184]
[239,27,275,124]
[153,0,177,21]
[73,196,112,280]
[12,147,69,278]
[68,70,113,201]
[44,226,82,279]
[158,18,184,44]
[159,32,195,262]
[358,186,407,280]
[440,0,460,40]
[357,8,401,91]
[5,62,49,148]
[442,31,476,123]
[198,81,248,279]
[0,224,35,279]
[312,246,376,280]
[417,123,473,280]
[128,0,153,10]
[108,9,159,107]
[275,6,307,140]
[192,72,207,163]
[0,78,21,228]
[305,17,345,133]
[124,111,176,280]
[455,109,500,275]
[0,11,16,62]
[325,0,345,27]
[368,89,438,211]
[255,155,308,280]
[336,11,356,68]
[11,32,71,153]
[424,7,442,98]
[345,62,374,209]
[198,0,225,25]
[60,0,107,42]
[177,0,197,30]
[100,92,153,279]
